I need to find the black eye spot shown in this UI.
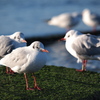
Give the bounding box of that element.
[33,46,35,48]
[14,37,16,39]
[36,47,39,49]
[68,35,70,37]
[18,37,20,39]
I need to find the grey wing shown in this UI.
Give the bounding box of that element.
[0,36,14,58]
[72,34,100,56]
[0,47,28,68]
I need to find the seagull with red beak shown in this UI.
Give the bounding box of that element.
[0,31,27,74]
[60,30,100,72]
[0,41,49,90]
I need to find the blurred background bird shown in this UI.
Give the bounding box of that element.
[82,9,100,32]
[45,12,82,31]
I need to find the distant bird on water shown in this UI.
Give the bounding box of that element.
[0,32,27,74]
[45,12,81,31]
[82,9,100,32]
[0,41,49,90]
[60,30,100,72]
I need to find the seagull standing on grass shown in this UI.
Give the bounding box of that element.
[0,41,49,90]
[46,12,81,31]
[82,9,100,32]
[60,30,100,72]
[0,32,27,74]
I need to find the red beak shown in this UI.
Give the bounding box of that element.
[59,38,66,41]
[41,49,49,53]
[21,39,27,43]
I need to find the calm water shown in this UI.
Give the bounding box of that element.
[0,0,100,37]
[0,0,100,72]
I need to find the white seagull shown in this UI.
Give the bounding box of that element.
[46,12,81,31]
[0,31,27,74]
[60,30,100,72]
[82,9,100,31]
[0,41,49,90]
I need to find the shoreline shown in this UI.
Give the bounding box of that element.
[26,30,100,45]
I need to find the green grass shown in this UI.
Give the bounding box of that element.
[0,65,100,100]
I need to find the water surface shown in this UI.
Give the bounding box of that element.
[0,0,100,37]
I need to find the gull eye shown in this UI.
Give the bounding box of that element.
[33,46,35,48]
[68,35,70,37]
[36,46,39,49]
[14,36,20,40]
[14,36,16,39]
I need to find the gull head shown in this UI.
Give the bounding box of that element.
[82,9,90,15]
[10,31,27,43]
[30,41,49,53]
[60,30,82,41]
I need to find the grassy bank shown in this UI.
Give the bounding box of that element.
[0,65,100,100]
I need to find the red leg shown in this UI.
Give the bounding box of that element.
[6,67,9,74]
[93,26,96,32]
[24,73,41,90]
[6,67,14,74]
[32,73,41,90]
[24,73,34,90]
[9,69,15,74]
[76,60,87,72]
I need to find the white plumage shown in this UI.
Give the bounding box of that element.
[0,31,27,73]
[0,41,49,90]
[82,9,100,31]
[60,30,100,71]
[46,12,81,30]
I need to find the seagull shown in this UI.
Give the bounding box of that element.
[60,30,100,72]
[7,31,27,47]
[45,12,81,31]
[0,41,49,90]
[0,31,27,74]
[82,9,100,31]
